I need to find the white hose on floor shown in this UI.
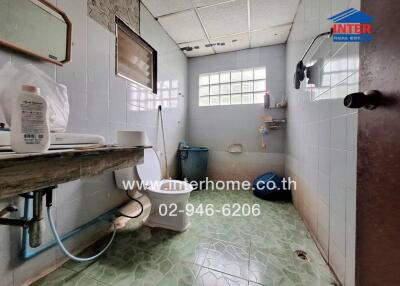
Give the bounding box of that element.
[47,207,117,262]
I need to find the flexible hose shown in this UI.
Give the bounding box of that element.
[158,105,169,177]
[47,207,116,262]
[117,190,144,219]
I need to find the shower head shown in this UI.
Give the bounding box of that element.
[294,60,306,89]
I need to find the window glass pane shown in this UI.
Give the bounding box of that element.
[199,96,210,106]
[242,81,253,93]
[210,96,220,106]
[117,22,155,91]
[220,72,230,83]
[231,82,241,94]
[254,80,266,92]
[220,95,230,105]
[242,93,253,104]
[254,68,266,80]
[231,71,241,82]
[210,74,219,84]
[220,83,230,94]
[198,67,266,107]
[199,74,209,85]
[210,85,220,95]
[254,92,264,103]
[242,69,253,81]
[231,94,241,105]
[199,86,209,96]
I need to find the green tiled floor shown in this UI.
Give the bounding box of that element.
[33,189,338,286]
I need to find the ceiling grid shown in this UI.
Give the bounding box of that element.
[141,0,300,57]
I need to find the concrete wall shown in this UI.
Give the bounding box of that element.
[285,0,359,285]
[0,1,188,285]
[188,46,286,182]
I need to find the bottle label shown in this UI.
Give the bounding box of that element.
[20,100,45,145]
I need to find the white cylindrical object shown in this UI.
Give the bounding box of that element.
[11,85,50,153]
[117,131,151,147]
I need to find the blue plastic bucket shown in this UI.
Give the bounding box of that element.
[179,147,209,184]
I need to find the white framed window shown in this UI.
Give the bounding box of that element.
[198,67,266,106]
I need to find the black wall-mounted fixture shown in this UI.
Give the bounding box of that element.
[344,90,381,110]
[294,29,333,89]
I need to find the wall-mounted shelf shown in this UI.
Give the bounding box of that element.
[267,106,287,110]
[0,146,149,199]
[264,119,286,130]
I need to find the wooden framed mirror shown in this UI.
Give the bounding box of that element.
[0,0,72,66]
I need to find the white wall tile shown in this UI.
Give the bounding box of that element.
[317,198,330,256]
[345,186,356,286]
[317,170,330,204]
[319,0,331,32]
[56,0,88,92]
[330,212,346,255]
[346,150,357,190]
[331,115,347,150]
[329,240,346,282]
[318,147,331,175]
[66,89,87,133]
[285,0,359,283]
[318,119,331,148]
[346,112,357,151]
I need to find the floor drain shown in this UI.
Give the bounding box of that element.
[295,250,310,262]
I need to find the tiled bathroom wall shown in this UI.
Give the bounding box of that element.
[285,0,359,285]
[188,46,286,181]
[0,1,188,285]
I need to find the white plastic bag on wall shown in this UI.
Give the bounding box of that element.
[0,62,69,132]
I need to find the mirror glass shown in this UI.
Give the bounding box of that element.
[0,0,70,65]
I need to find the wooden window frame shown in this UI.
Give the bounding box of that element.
[115,16,157,94]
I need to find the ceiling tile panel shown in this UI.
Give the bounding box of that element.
[198,0,248,38]
[179,39,215,57]
[210,33,250,53]
[250,0,300,30]
[250,25,291,48]
[142,0,193,17]
[158,10,207,43]
[193,0,235,8]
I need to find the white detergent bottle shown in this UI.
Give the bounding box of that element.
[11,85,50,153]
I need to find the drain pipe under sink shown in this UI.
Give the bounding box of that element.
[21,189,148,261]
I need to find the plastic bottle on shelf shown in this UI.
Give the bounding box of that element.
[264,91,270,109]
[11,85,50,153]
